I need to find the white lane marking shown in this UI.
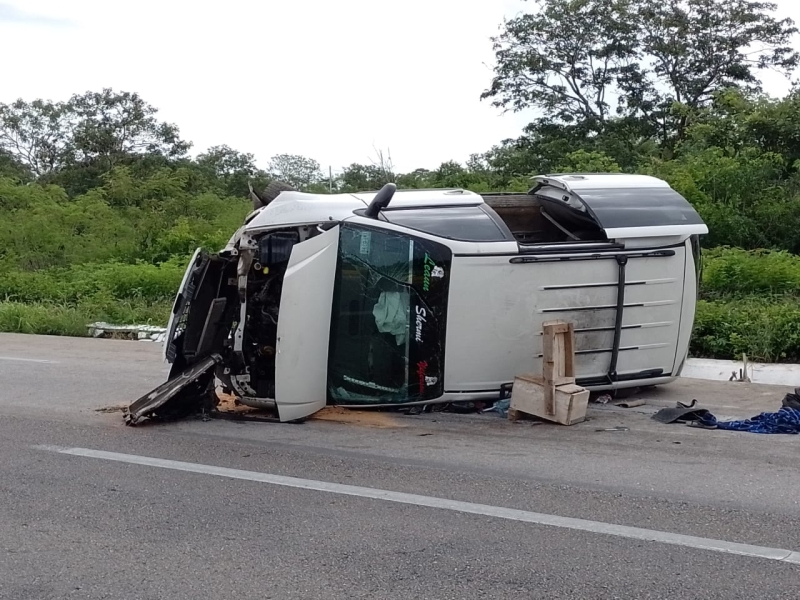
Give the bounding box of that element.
[37,445,800,565]
[0,356,57,364]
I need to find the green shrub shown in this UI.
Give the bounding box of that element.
[701,247,800,298]
[691,298,800,362]
[0,259,187,304]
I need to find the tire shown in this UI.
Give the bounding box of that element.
[259,180,296,204]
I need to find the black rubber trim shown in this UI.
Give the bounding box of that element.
[577,369,667,387]
[517,243,625,255]
[608,255,628,382]
[509,249,676,264]
[580,346,633,356]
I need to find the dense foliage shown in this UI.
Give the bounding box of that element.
[1,0,799,362]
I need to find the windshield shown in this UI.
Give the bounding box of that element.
[327,223,452,405]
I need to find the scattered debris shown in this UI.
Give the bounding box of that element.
[215,391,253,414]
[483,398,511,418]
[310,406,406,429]
[612,398,646,408]
[87,322,167,342]
[124,355,220,426]
[592,393,646,408]
[654,389,800,435]
[652,399,710,424]
[593,393,613,405]
[784,388,800,410]
[95,405,128,414]
[729,353,752,383]
[595,427,629,432]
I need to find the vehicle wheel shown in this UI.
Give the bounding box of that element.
[259,180,296,204]
[250,180,297,210]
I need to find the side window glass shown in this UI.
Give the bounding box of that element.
[383,206,512,242]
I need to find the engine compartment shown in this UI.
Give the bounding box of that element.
[163,225,322,414]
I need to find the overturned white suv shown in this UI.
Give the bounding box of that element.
[125,174,707,425]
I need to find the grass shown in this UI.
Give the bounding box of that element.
[701,247,800,299]
[691,297,800,363]
[0,299,172,337]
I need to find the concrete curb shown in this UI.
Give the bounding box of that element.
[682,358,800,387]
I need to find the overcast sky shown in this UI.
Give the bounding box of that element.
[1,0,798,173]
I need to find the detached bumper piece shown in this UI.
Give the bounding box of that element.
[124,354,222,426]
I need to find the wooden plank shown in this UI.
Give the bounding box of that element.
[564,322,576,378]
[542,324,556,415]
[554,331,565,379]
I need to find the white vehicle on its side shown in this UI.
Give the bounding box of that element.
[126,173,707,425]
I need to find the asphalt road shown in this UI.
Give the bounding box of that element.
[1,333,799,599]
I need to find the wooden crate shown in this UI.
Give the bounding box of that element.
[508,320,589,425]
[509,375,589,425]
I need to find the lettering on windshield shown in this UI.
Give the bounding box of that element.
[422,253,444,292]
[414,305,427,343]
[415,360,439,393]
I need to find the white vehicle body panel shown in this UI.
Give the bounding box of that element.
[444,239,694,391]
[244,189,484,234]
[274,225,340,421]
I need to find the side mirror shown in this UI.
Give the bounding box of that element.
[364,183,397,218]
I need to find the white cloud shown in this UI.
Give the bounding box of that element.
[0,2,74,26]
[1,0,798,172]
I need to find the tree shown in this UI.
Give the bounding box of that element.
[338,163,389,192]
[266,154,323,190]
[0,98,74,177]
[0,149,32,181]
[482,0,639,128]
[556,149,622,172]
[632,0,799,144]
[395,168,434,189]
[67,89,191,170]
[0,89,191,182]
[483,0,799,146]
[368,147,396,184]
[195,145,269,197]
